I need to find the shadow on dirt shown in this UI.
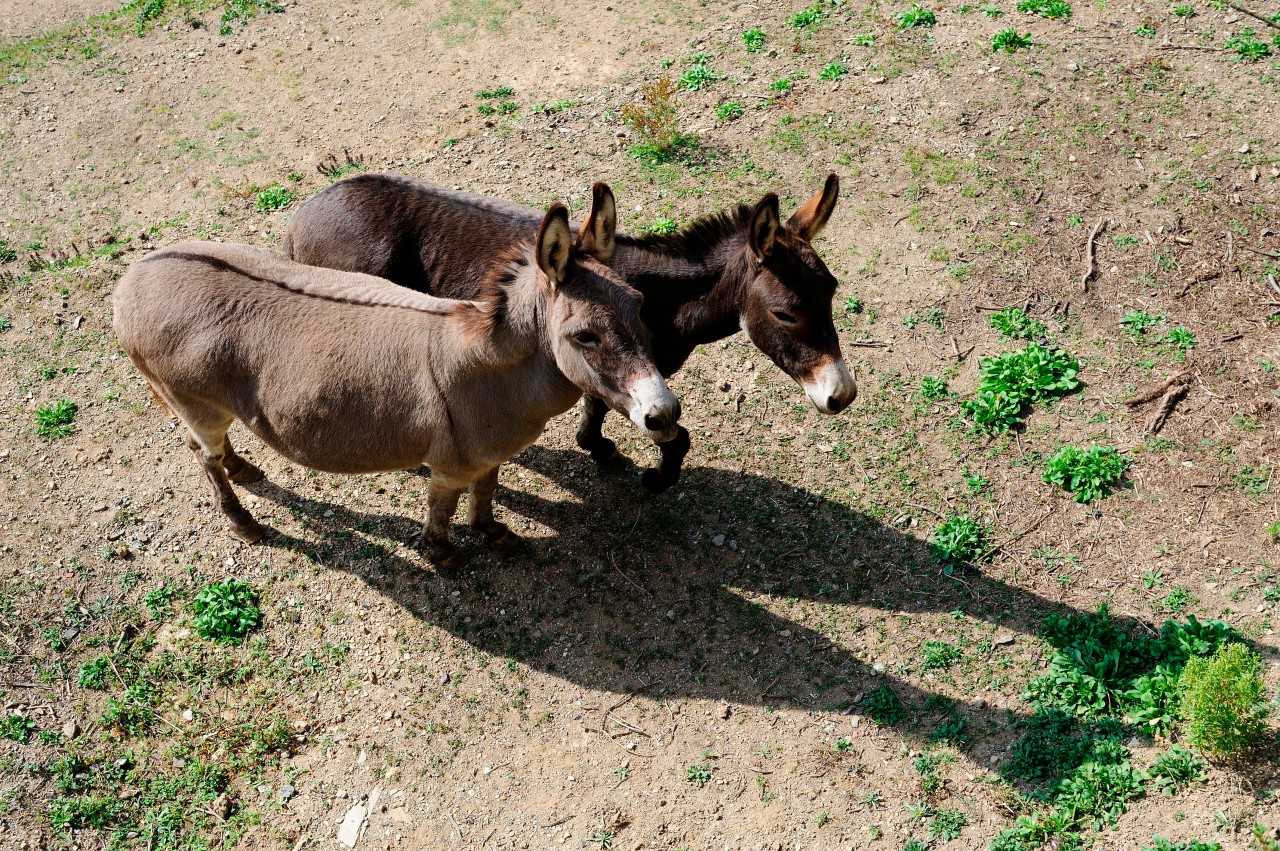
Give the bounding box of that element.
[246,443,1079,760]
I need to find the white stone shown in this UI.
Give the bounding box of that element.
[336,803,367,847]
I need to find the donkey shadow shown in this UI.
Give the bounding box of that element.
[246,444,1082,762]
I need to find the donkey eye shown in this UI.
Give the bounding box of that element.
[573,331,602,349]
[771,310,798,326]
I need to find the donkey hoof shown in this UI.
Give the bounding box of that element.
[478,521,518,550]
[585,438,618,463]
[230,519,265,543]
[226,460,265,484]
[639,466,679,494]
[424,540,466,574]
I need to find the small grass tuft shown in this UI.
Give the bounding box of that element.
[1225,29,1271,60]
[1148,745,1207,795]
[1017,0,1072,18]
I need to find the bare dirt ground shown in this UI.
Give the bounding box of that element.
[1,1,1279,850]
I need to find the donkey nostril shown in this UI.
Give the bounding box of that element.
[644,414,665,432]
[827,395,846,413]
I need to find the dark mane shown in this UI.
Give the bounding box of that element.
[618,204,752,258]
[458,243,527,339]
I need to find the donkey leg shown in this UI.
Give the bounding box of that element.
[183,426,264,543]
[467,465,517,549]
[220,433,265,484]
[639,425,692,494]
[422,472,468,574]
[574,395,617,462]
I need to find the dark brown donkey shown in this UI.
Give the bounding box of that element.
[113,203,680,570]
[285,173,855,492]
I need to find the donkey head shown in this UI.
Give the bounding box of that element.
[535,186,681,443]
[737,174,856,414]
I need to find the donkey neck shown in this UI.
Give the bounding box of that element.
[613,225,751,370]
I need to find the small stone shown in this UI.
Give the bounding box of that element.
[182,709,194,722]
[1239,143,1250,154]
[718,703,731,720]
[280,784,296,802]
[1067,61,1079,71]
[337,803,368,848]
[872,662,886,673]
[994,633,1016,646]
[778,629,792,638]
[712,534,726,547]
[61,720,79,739]
[440,672,450,685]
[323,509,335,518]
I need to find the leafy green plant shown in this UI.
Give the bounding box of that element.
[1148,745,1207,795]
[1017,0,1072,16]
[1120,309,1163,339]
[1043,445,1131,504]
[476,84,515,99]
[930,807,969,841]
[1142,839,1221,851]
[983,3,1006,16]
[1053,744,1145,829]
[861,684,906,725]
[134,0,167,34]
[678,62,721,91]
[1162,326,1196,359]
[788,5,825,28]
[686,761,713,786]
[850,32,876,45]
[961,344,1080,432]
[0,713,36,743]
[647,218,678,235]
[896,4,938,26]
[742,28,766,51]
[191,579,262,644]
[715,101,744,120]
[990,307,1046,340]
[918,375,950,401]
[254,184,295,212]
[1133,21,1158,36]
[992,27,1034,51]
[819,61,848,80]
[930,514,988,567]
[1226,28,1271,61]
[36,399,77,438]
[1170,4,1196,16]
[921,640,962,670]
[144,584,179,619]
[1179,643,1269,761]
[220,0,283,37]
[78,656,113,690]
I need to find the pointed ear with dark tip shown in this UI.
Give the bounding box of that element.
[576,182,617,262]
[748,193,781,264]
[786,173,840,241]
[536,203,573,289]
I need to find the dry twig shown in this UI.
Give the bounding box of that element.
[1228,2,1280,30]
[1081,217,1105,291]
[1125,372,1192,434]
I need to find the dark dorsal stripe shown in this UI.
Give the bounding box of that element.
[143,249,471,317]
[617,205,753,258]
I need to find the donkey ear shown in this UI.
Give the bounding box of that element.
[536,203,573,289]
[748,193,781,263]
[786,173,839,241]
[576,182,617,262]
